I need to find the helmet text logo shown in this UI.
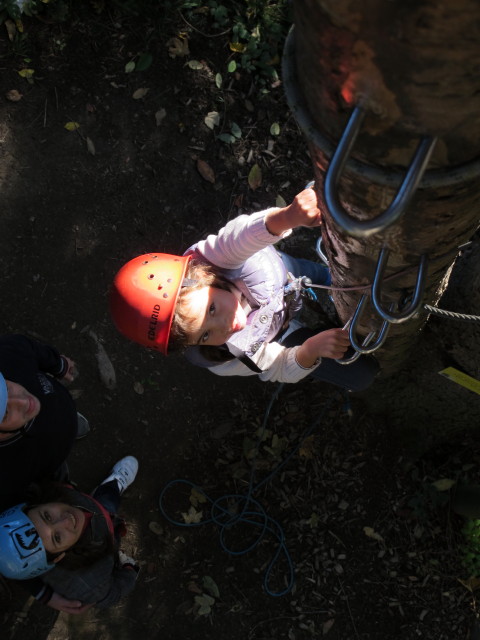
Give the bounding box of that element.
[148,304,161,341]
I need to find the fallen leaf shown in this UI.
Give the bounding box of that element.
[148,521,163,535]
[190,487,207,507]
[86,137,95,155]
[181,506,203,524]
[186,60,204,70]
[204,111,220,130]
[458,576,480,592]
[133,381,144,395]
[229,42,246,53]
[275,195,287,207]
[132,87,149,100]
[217,133,235,144]
[248,163,262,190]
[432,478,455,491]
[363,526,384,543]
[136,52,153,71]
[299,435,316,459]
[64,121,80,131]
[18,69,35,79]
[89,330,116,390]
[6,89,22,102]
[215,73,222,89]
[231,122,242,139]
[307,512,320,529]
[196,159,215,184]
[323,618,335,635]
[155,108,166,126]
[194,593,215,616]
[187,581,203,594]
[166,36,189,58]
[202,576,220,598]
[270,122,280,136]
[125,60,135,73]
[5,19,16,41]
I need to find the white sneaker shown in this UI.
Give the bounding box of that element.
[101,456,139,495]
[76,412,90,439]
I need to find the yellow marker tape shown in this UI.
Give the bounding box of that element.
[439,367,480,396]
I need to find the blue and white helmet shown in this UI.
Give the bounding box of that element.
[0,504,54,580]
[0,372,7,423]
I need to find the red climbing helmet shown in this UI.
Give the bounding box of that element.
[110,253,191,354]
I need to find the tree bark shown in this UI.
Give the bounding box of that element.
[290,0,480,375]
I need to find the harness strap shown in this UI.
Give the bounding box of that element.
[237,354,262,373]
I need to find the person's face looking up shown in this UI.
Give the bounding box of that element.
[27,502,86,555]
[0,381,41,434]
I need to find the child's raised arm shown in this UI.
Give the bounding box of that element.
[265,188,322,236]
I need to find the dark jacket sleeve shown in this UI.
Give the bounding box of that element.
[42,554,138,609]
[2,334,67,378]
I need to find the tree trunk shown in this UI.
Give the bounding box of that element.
[287,0,480,375]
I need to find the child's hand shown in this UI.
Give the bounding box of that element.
[286,188,322,228]
[265,188,322,235]
[296,328,350,368]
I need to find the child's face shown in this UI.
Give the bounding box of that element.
[27,502,86,554]
[183,286,247,346]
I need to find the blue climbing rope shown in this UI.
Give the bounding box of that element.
[158,385,340,597]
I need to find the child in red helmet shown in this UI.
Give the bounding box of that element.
[111,188,378,391]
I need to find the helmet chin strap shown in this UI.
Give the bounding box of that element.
[0,422,30,437]
[181,278,197,288]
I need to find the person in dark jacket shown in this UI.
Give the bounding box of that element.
[0,456,139,613]
[0,334,81,511]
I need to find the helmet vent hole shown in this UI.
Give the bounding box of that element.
[167,278,172,283]
[163,293,168,298]
[148,274,155,280]
[142,261,149,265]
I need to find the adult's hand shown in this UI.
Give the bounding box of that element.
[47,592,94,614]
[59,355,79,384]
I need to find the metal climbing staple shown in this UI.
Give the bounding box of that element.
[371,248,428,324]
[348,294,391,354]
[315,236,329,266]
[324,106,437,238]
[336,317,376,365]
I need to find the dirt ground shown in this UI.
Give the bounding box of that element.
[1,6,480,640]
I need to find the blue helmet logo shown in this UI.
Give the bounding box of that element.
[0,504,54,580]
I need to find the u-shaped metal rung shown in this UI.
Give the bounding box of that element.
[336,329,376,365]
[349,294,391,354]
[324,106,437,238]
[372,248,428,324]
[315,236,329,266]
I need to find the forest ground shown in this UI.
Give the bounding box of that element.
[0,5,479,639]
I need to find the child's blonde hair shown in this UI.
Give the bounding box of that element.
[169,260,231,350]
